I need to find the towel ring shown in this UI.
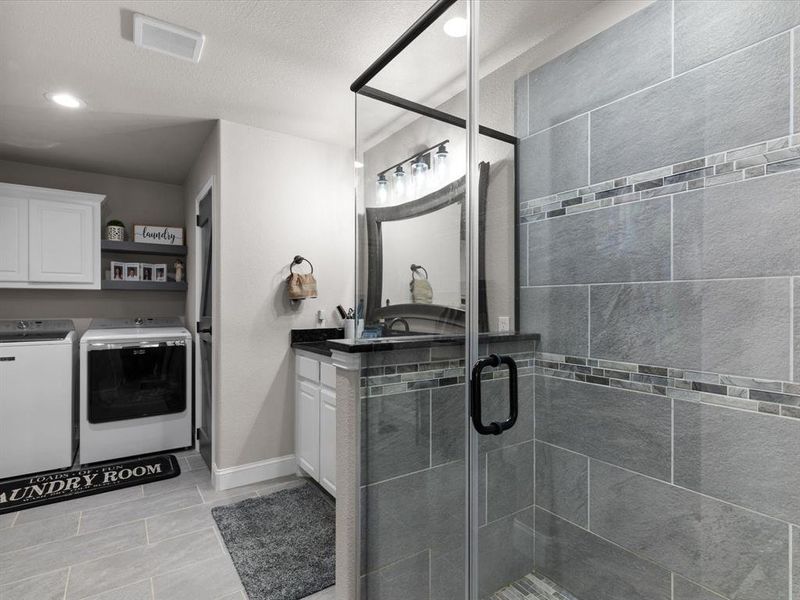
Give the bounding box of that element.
[410,263,428,279]
[291,255,314,274]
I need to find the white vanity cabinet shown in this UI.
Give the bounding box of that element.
[295,350,337,497]
[0,183,104,289]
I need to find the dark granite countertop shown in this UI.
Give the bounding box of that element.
[290,327,344,357]
[326,331,540,354]
[291,327,540,356]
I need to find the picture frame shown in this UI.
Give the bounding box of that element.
[110,261,125,281]
[154,264,167,282]
[141,264,154,281]
[124,263,140,281]
[133,225,184,246]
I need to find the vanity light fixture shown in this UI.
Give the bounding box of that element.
[443,17,468,38]
[45,92,85,109]
[375,139,450,204]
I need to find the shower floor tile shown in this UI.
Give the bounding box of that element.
[489,571,580,600]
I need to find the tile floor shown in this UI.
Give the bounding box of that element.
[489,572,578,600]
[0,450,335,600]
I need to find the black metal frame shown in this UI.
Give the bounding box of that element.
[350,0,458,93]
[351,0,521,332]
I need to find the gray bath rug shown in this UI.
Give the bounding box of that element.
[212,481,335,600]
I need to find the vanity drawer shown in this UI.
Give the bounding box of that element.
[320,362,336,389]
[296,355,320,382]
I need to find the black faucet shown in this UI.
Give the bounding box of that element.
[387,317,410,334]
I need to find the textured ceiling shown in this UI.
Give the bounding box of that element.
[0,0,598,184]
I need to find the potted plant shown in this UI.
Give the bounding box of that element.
[106,220,126,241]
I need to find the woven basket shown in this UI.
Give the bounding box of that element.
[106,225,125,241]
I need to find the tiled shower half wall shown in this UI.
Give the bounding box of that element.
[516,2,800,600]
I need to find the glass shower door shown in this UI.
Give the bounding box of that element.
[355,2,473,598]
[466,2,538,597]
[354,1,537,598]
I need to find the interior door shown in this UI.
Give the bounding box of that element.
[197,190,213,469]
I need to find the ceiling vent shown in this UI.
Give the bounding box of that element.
[133,14,205,63]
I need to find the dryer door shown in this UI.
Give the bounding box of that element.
[87,340,186,423]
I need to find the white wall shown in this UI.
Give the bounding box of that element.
[216,121,353,470]
[0,159,186,334]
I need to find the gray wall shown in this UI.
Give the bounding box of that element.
[516,2,800,599]
[0,159,186,333]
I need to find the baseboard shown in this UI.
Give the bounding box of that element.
[212,454,296,491]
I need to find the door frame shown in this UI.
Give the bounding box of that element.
[193,177,214,467]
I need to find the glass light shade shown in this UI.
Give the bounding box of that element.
[376,174,389,204]
[411,156,429,197]
[411,157,429,176]
[393,166,406,201]
[434,145,449,183]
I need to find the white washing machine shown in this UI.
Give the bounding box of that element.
[0,320,76,479]
[80,317,192,464]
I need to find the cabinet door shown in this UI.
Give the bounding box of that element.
[319,387,336,497]
[0,195,28,281]
[296,379,320,480]
[29,198,94,283]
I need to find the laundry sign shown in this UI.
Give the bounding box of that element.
[0,455,180,514]
[134,225,184,246]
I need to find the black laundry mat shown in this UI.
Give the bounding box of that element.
[0,454,180,515]
[212,482,335,600]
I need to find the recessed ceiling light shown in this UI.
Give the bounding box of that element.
[443,17,467,38]
[45,92,85,109]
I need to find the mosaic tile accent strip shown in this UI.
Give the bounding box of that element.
[520,134,800,222]
[534,352,800,419]
[360,352,536,397]
[489,571,579,600]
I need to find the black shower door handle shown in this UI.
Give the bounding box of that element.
[470,353,519,435]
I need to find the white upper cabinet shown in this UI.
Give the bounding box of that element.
[0,183,104,289]
[29,199,94,283]
[0,195,28,282]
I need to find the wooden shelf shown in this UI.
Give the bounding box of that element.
[101,280,187,292]
[101,240,187,257]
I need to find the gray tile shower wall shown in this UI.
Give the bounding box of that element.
[674,0,800,74]
[589,460,789,599]
[518,115,588,200]
[590,34,789,183]
[526,0,671,135]
[515,2,800,599]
